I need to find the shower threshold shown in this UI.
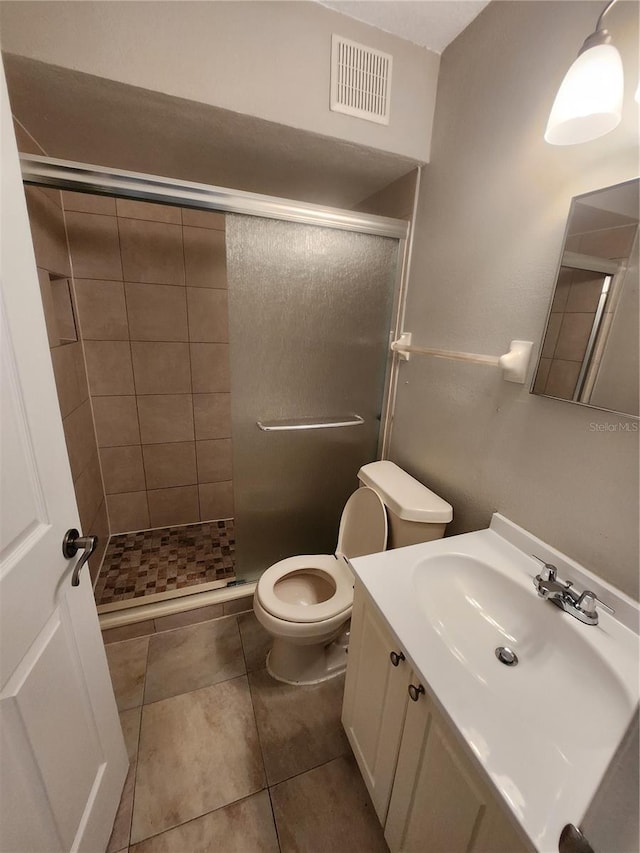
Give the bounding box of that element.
[94,519,235,615]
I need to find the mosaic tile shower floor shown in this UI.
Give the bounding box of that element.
[95,520,235,606]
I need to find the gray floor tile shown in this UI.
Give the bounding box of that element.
[271,754,388,853]
[105,636,149,710]
[238,611,271,673]
[144,616,245,704]
[249,668,349,785]
[131,676,266,844]
[107,707,141,853]
[129,791,279,853]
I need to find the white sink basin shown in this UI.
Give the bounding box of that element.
[350,514,639,852]
[412,553,632,748]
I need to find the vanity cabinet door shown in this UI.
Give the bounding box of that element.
[342,581,410,823]
[385,686,531,853]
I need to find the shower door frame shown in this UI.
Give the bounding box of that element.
[20,153,413,622]
[21,154,412,455]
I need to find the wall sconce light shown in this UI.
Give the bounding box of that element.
[545,0,624,145]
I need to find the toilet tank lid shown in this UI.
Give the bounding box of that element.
[358,461,453,524]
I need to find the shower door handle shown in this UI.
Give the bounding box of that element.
[62,528,98,587]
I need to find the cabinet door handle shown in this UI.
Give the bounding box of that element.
[408,683,425,702]
[390,650,405,667]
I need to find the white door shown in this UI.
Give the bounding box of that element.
[0,66,128,852]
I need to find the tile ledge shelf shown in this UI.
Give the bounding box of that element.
[98,582,256,631]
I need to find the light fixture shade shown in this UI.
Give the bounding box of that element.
[545,43,624,145]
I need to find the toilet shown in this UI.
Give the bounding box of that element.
[253,460,453,685]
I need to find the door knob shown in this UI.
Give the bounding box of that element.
[390,650,405,667]
[62,528,98,587]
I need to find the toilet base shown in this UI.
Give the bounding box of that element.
[266,628,350,686]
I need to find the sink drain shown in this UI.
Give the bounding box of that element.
[495,646,518,666]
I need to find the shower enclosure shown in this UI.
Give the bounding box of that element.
[21,155,407,615]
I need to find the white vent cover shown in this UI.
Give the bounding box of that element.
[330,35,392,125]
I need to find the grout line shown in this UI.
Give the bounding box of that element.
[267,787,283,853]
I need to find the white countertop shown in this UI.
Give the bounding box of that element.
[349,514,639,853]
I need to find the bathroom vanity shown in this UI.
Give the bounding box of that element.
[342,515,639,852]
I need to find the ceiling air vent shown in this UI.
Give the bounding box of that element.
[330,35,392,125]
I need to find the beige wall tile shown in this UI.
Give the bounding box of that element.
[532,357,552,394]
[74,451,104,533]
[63,399,98,480]
[84,340,135,395]
[100,445,146,494]
[142,442,197,490]
[66,211,123,279]
[116,199,182,224]
[74,279,129,340]
[196,439,232,483]
[554,313,593,361]
[93,396,141,447]
[190,343,230,393]
[551,267,572,313]
[541,312,562,359]
[131,342,191,395]
[51,279,78,342]
[137,395,194,444]
[125,282,188,342]
[73,344,90,405]
[545,359,581,399]
[119,218,184,285]
[193,393,232,440]
[565,271,605,313]
[50,342,85,418]
[199,481,234,520]
[187,288,229,343]
[181,209,225,230]
[88,499,110,583]
[62,191,116,215]
[183,226,227,288]
[147,485,200,527]
[37,268,61,348]
[107,491,150,533]
[25,187,71,276]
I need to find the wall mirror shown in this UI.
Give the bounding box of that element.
[532,178,639,418]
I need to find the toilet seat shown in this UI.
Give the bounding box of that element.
[256,486,387,625]
[257,554,353,624]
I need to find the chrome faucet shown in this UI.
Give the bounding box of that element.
[531,556,614,626]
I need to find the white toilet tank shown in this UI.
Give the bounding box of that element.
[357,461,452,549]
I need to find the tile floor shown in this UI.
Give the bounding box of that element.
[96,520,235,606]
[104,610,388,852]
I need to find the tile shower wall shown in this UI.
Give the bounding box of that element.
[63,194,233,533]
[534,223,638,399]
[20,123,109,580]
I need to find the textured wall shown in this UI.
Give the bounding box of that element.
[62,193,233,534]
[390,1,639,599]
[17,123,109,581]
[0,1,439,162]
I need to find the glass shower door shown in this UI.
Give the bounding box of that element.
[225,215,400,581]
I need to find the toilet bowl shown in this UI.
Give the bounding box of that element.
[253,461,453,685]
